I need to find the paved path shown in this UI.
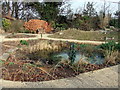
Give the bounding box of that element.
[0,65,119,88]
[0,33,106,45]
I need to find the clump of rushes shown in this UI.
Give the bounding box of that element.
[72,58,89,74]
[98,41,120,65]
[105,50,119,65]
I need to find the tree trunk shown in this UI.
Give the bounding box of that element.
[11,2,15,17]
[14,2,19,19]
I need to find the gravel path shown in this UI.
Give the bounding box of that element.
[0,33,106,45]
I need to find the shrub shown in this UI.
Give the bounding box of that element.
[83,16,90,21]
[20,40,29,45]
[10,20,26,33]
[98,41,119,51]
[109,19,118,28]
[72,19,83,29]
[2,18,11,31]
[9,62,14,65]
[22,30,31,33]
[2,19,28,33]
[51,21,68,31]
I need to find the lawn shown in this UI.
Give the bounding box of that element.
[49,29,119,42]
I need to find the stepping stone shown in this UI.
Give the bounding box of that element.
[0,53,9,61]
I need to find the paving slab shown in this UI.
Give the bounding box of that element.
[76,66,118,88]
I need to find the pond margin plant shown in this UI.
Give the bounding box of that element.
[97,41,120,65]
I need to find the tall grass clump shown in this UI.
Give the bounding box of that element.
[98,41,120,65]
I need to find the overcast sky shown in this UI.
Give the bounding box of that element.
[68,0,120,16]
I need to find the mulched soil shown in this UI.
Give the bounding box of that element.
[1,41,20,55]
[5,34,36,38]
[2,41,20,46]
[2,54,106,82]
[1,39,42,55]
[0,45,11,56]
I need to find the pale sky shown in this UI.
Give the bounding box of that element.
[68,0,120,16]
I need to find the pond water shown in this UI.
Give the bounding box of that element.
[55,51,105,65]
[23,40,105,65]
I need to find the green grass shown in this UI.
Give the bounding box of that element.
[49,29,118,41]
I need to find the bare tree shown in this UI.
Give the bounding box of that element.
[99,0,111,29]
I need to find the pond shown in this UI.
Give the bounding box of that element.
[55,51,104,65]
[22,41,105,65]
[3,39,119,82]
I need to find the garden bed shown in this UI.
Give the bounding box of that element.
[1,40,37,55]
[1,39,120,82]
[1,55,105,82]
[5,34,36,38]
[1,41,20,55]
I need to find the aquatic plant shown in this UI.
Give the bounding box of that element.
[68,43,76,64]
